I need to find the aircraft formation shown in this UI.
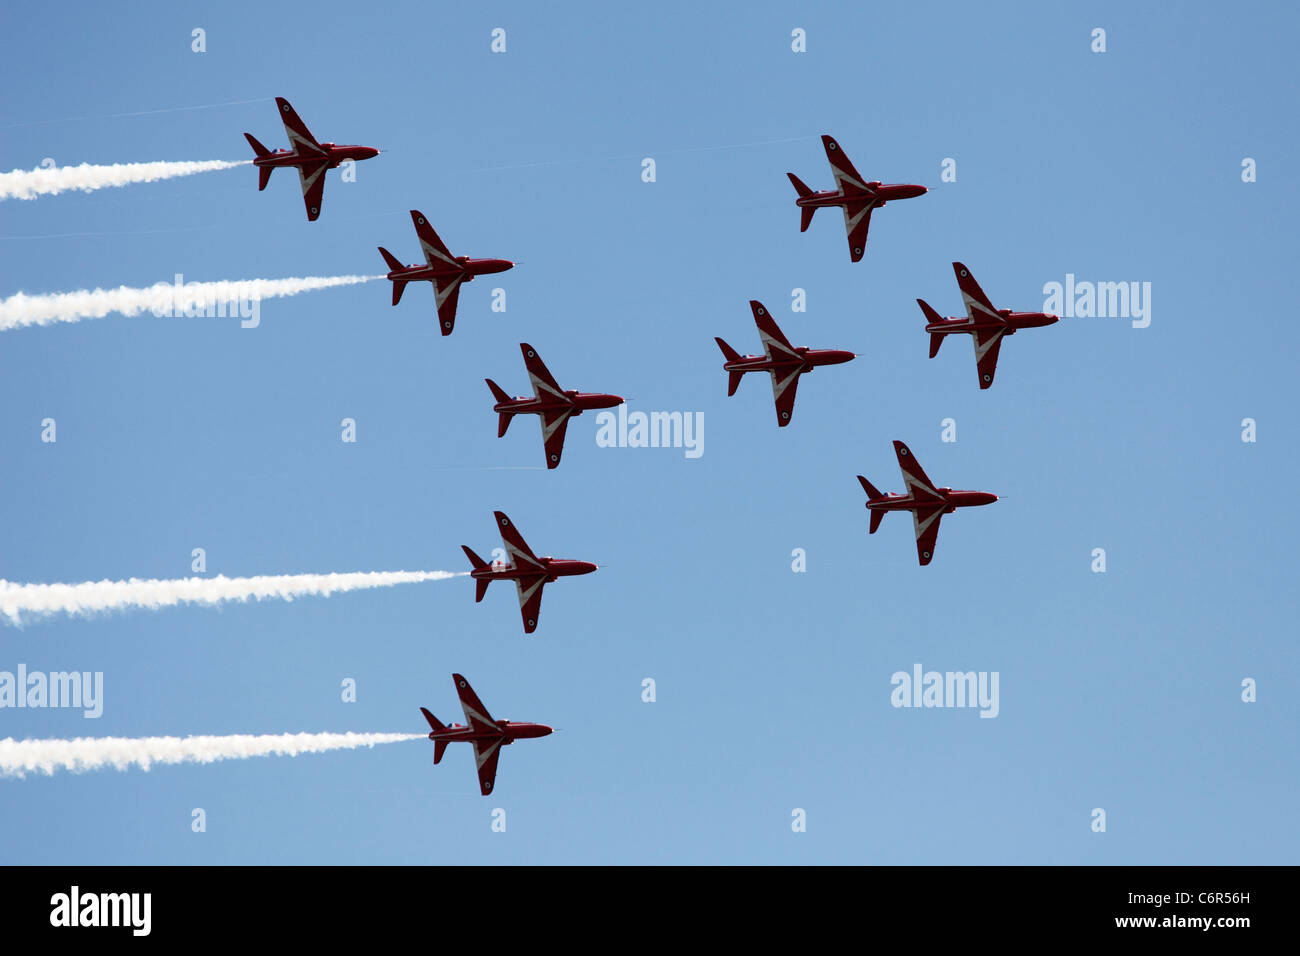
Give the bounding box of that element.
[236,98,1060,795]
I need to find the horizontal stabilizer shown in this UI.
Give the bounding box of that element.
[244,132,271,159]
[869,510,885,534]
[858,475,882,499]
[917,298,944,325]
[714,336,741,363]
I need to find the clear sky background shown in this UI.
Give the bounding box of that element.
[1,1,1296,864]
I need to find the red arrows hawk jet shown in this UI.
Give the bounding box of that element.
[421,673,553,796]
[787,135,927,262]
[244,97,378,221]
[486,343,624,469]
[378,210,514,335]
[918,262,1059,389]
[715,301,855,427]
[461,511,597,634]
[858,440,998,566]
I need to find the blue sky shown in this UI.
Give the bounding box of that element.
[1,0,1296,864]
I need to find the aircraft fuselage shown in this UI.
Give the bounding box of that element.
[470,557,598,585]
[797,182,928,209]
[386,257,514,284]
[494,390,623,418]
[253,143,379,170]
[927,310,1059,336]
[866,489,998,513]
[428,721,553,745]
[723,347,856,375]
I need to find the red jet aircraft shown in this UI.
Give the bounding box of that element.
[462,511,597,634]
[787,135,927,262]
[858,441,998,566]
[421,673,552,796]
[244,97,378,221]
[918,262,1059,389]
[487,343,624,469]
[715,301,855,427]
[379,210,514,335]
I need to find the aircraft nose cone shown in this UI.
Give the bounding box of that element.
[540,725,555,736]
[576,561,598,575]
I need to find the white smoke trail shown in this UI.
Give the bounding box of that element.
[0,731,424,778]
[0,570,464,626]
[0,273,385,332]
[0,159,249,201]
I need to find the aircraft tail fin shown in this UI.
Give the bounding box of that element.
[858,475,883,499]
[421,707,450,763]
[485,380,514,435]
[918,300,946,357]
[715,338,745,396]
[787,173,815,231]
[379,248,407,304]
[461,546,493,602]
[245,135,273,190]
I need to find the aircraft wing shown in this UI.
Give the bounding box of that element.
[521,344,566,401]
[296,160,329,221]
[471,737,504,795]
[842,200,875,262]
[911,504,945,566]
[768,367,802,427]
[410,211,459,269]
[452,673,498,734]
[751,302,799,362]
[276,97,326,157]
[893,440,944,502]
[514,574,547,633]
[539,408,573,469]
[432,274,463,335]
[493,512,546,572]
[972,327,1007,389]
[821,135,871,196]
[953,262,1002,322]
